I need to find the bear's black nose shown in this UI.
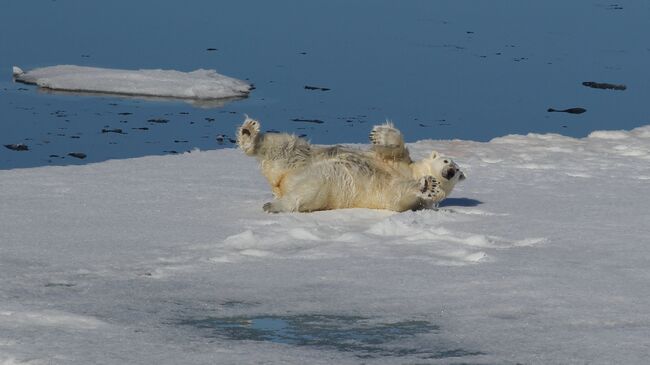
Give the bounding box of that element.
[444,168,456,180]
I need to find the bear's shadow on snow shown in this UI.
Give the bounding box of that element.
[438,197,482,207]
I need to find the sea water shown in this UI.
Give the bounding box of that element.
[1,0,648,169]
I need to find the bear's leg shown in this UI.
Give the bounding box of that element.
[392,176,445,211]
[236,117,261,156]
[369,122,410,162]
[262,194,325,213]
[262,176,329,213]
[262,200,289,213]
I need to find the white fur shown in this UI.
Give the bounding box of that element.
[237,118,465,213]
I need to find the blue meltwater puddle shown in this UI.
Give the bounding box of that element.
[178,314,483,359]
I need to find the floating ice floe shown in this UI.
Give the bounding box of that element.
[12,65,252,100]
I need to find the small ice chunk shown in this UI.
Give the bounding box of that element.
[12,65,252,100]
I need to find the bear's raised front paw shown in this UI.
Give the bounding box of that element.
[418,176,443,200]
[369,123,402,147]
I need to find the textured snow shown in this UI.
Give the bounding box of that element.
[12,65,252,100]
[1,126,650,364]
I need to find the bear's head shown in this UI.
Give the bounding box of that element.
[411,150,466,198]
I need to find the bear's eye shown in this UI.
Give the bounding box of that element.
[443,159,449,163]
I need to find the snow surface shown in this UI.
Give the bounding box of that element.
[1,126,650,364]
[12,65,252,100]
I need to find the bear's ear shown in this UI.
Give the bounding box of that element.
[430,150,439,160]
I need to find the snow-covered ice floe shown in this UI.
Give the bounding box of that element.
[1,125,650,364]
[12,65,252,100]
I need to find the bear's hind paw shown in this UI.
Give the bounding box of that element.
[239,118,260,138]
[263,202,282,213]
[237,118,261,154]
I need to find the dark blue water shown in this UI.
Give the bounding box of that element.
[1,0,649,169]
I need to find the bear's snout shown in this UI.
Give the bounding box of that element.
[443,167,456,180]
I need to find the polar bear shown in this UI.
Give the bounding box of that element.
[237,117,465,212]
